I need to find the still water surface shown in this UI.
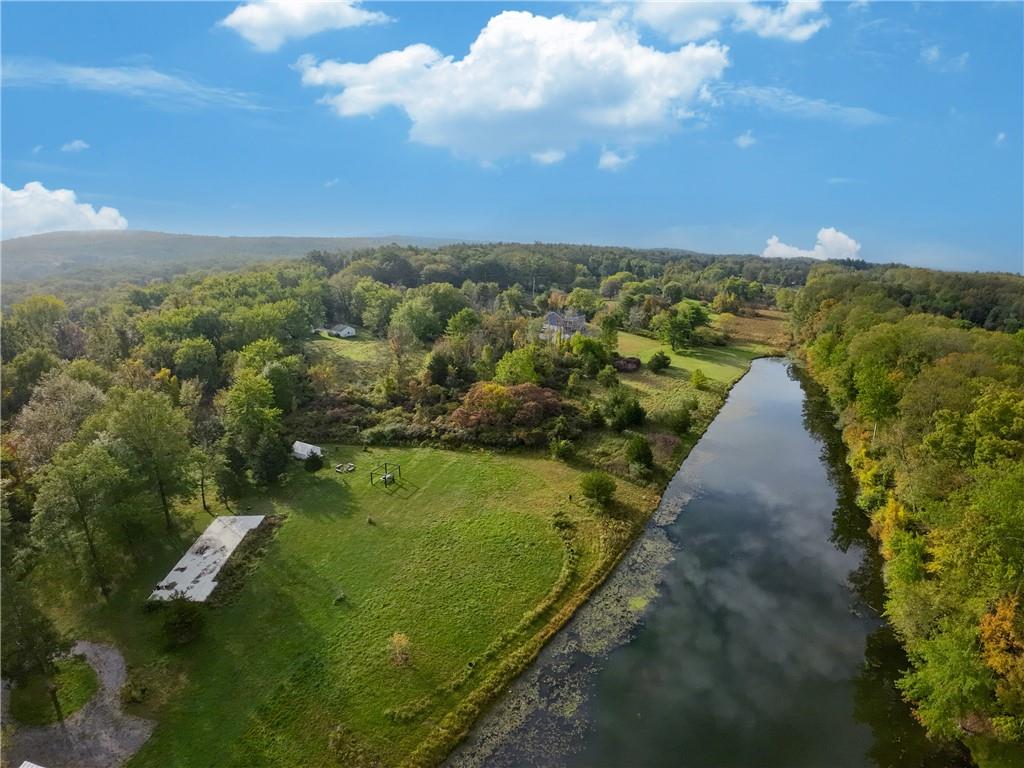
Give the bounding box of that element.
[451,357,964,768]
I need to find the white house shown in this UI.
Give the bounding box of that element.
[327,323,356,338]
[291,441,323,460]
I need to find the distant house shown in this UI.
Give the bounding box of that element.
[291,441,323,460]
[325,323,356,338]
[540,310,586,341]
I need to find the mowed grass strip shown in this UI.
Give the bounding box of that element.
[75,445,645,767]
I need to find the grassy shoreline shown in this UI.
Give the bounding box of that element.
[408,314,790,765]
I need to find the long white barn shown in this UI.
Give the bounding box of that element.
[150,516,265,602]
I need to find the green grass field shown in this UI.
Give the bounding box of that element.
[573,329,777,476]
[29,318,786,767]
[305,329,393,386]
[8,655,99,726]
[34,445,650,767]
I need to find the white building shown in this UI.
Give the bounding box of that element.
[327,323,356,338]
[150,516,265,602]
[291,441,323,460]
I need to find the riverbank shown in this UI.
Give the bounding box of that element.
[450,358,962,768]
[407,315,788,766]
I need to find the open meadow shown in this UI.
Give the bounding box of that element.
[32,444,657,766]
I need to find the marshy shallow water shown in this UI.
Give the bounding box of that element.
[450,357,965,768]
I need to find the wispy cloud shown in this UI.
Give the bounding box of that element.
[61,138,90,152]
[920,45,969,73]
[826,176,860,184]
[31,144,43,155]
[734,129,756,149]
[994,131,1006,147]
[323,177,340,188]
[718,84,889,127]
[2,57,263,111]
[598,148,635,172]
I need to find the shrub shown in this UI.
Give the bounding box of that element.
[303,452,324,472]
[648,351,671,372]
[565,371,584,396]
[162,597,206,648]
[597,365,618,387]
[690,368,709,390]
[603,388,646,431]
[549,438,574,461]
[579,471,616,508]
[668,408,692,435]
[625,434,653,468]
[389,632,411,666]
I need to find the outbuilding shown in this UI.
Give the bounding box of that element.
[327,323,357,338]
[292,441,324,460]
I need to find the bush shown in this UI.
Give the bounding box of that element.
[690,368,709,390]
[303,452,324,472]
[668,408,692,435]
[549,438,574,461]
[162,597,206,648]
[625,434,653,468]
[389,632,411,666]
[603,388,646,431]
[579,471,616,508]
[596,365,618,388]
[648,351,671,372]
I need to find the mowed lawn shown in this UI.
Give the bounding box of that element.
[306,329,397,385]
[36,445,647,767]
[574,323,784,475]
[617,330,771,421]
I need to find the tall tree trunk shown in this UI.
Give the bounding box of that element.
[75,501,109,598]
[156,474,172,530]
[199,470,213,517]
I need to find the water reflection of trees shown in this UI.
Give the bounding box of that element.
[789,362,968,767]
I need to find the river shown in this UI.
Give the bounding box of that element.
[450,357,966,768]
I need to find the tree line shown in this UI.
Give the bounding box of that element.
[792,262,1024,762]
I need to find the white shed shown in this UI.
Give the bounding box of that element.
[292,441,323,460]
[328,324,357,338]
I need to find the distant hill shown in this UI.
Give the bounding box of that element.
[1,230,453,283]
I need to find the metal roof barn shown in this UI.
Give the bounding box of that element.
[150,516,265,602]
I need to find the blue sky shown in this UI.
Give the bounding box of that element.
[2,1,1021,273]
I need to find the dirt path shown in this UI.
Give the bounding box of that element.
[1,641,155,768]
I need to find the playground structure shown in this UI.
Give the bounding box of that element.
[369,461,402,487]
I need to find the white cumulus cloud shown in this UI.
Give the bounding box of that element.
[734,129,756,149]
[762,227,861,260]
[634,1,829,44]
[296,11,730,164]
[220,0,389,52]
[61,139,90,152]
[1,181,127,240]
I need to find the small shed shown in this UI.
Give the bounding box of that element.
[292,441,323,460]
[328,324,357,338]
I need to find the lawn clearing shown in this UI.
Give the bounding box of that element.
[8,654,99,726]
[33,445,650,767]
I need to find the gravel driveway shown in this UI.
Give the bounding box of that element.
[2,641,155,768]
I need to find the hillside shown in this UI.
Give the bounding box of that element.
[0,230,452,283]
